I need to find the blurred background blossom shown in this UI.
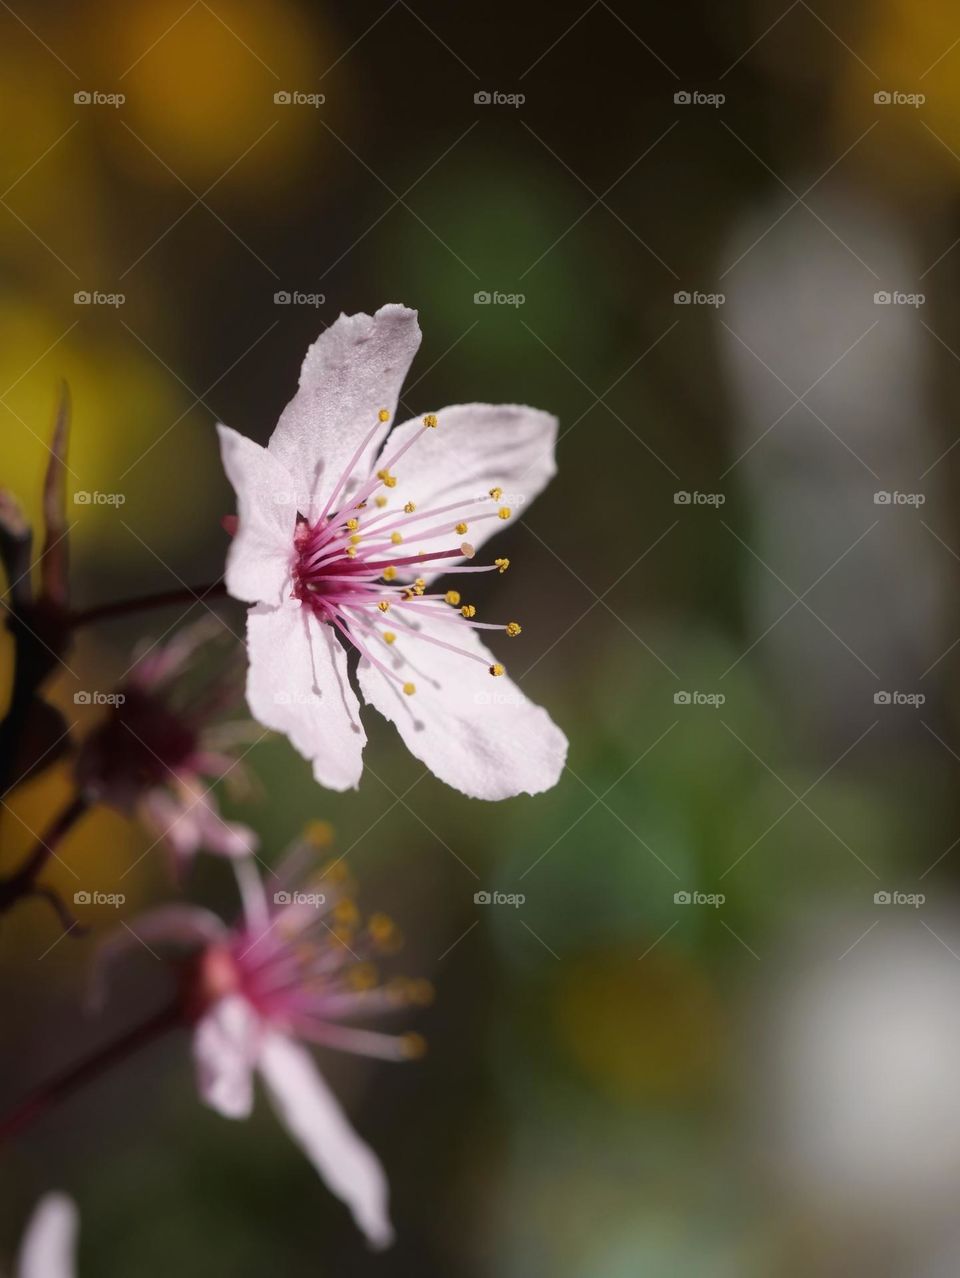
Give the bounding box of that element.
[3,1,960,1275]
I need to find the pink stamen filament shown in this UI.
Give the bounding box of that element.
[342,424,434,511]
[317,414,391,523]
[328,615,410,689]
[292,1020,413,1060]
[340,511,501,559]
[347,494,492,540]
[350,607,491,667]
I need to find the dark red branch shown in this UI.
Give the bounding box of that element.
[0,1002,182,1141]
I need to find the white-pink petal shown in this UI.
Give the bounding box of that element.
[15,1194,78,1278]
[217,424,298,606]
[371,403,558,581]
[356,609,567,799]
[193,995,259,1120]
[267,305,422,521]
[257,1030,394,1249]
[245,601,366,791]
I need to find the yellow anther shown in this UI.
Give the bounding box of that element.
[346,546,358,558]
[455,521,468,535]
[383,566,397,581]
[386,977,410,1002]
[375,495,388,508]
[368,913,398,944]
[495,557,510,573]
[414,577,426,595]
[334,898,360,927]
[346,517,359,531]
[349,534,362,546]
[489,487,503,500]
[390,531,403,545]
[403,501,416,513]
[378,601,390,613]
[406,978,434,1006]
[378,408,390,422]
[461,604,476,619]
[377,469,397,488]
[319,859,349,884]
[423,413,438,428]
[348,962,379,991]
[401,589,413,600]
[489,663,505,677]
[401,1032,427,1060]
[403,681,416,696]
[383,631,396,645]
[445,590,461,606]
[498,506,511,520]
[505,621,522,637]
[304,819,335,847]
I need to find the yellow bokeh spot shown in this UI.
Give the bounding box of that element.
[554,949,723,1102]
[96,0,324,190]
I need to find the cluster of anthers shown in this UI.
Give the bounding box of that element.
[190,828,433,1063]
[292,410,522,697]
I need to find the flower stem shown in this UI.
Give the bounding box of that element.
[0,1002,182,1141]
[0,793,89,917]
[70,581,227,628]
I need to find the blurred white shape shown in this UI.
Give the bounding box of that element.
[759,912,960,1212]
[720,187,944,736]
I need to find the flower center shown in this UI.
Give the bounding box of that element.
[288,412,521,695]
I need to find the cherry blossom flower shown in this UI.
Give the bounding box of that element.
[10,1194,78,1278]
[95,836,429,1247]
[75,623,256,872]
[218,304,567,798]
